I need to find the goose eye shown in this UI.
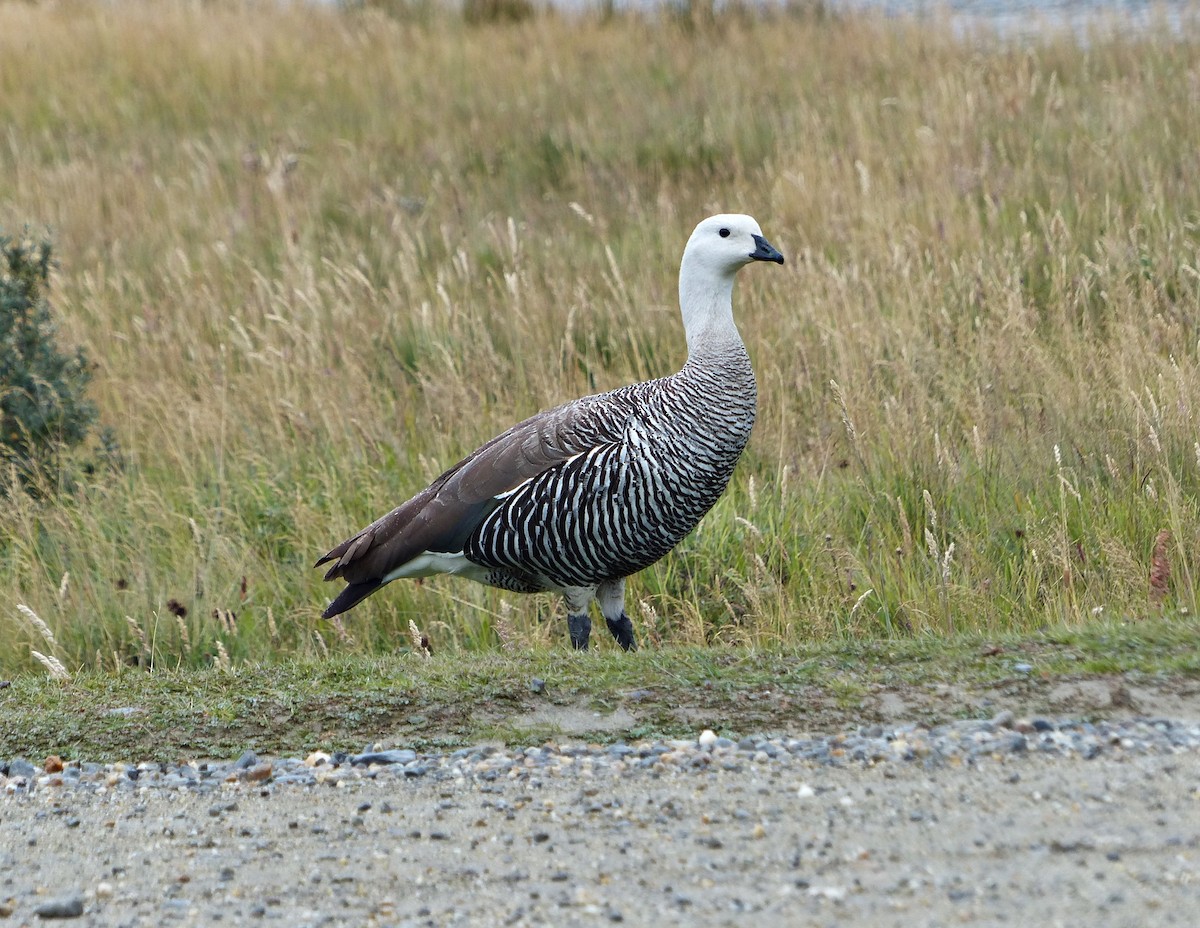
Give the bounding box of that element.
[718,228,730,238]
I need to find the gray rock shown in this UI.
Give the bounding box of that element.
[352,749,417,766]
[104,707,144,718]
[234,750,259,769]
[34,895,84,918]
[6,758,36,778]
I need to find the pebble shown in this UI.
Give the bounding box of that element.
[4,715,1200,797]
[6,758,36,779]
[33,895,84,918]
[351,749,416,766]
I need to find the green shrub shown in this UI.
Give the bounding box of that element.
[0,232,97,484]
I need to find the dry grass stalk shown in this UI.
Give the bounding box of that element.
[125,615,147,656]
[494,601,517,653]
[849,587,874,621]
[941,543,956,585]
[734,516,763,540]
[924,527,940,563]
[408,619,433,659]
[829,379,857,447]
[31,650,70,681]
[1149,529,1171,605]
[18,604,57,650]
[895,497,913,557]
[212,609,238,636]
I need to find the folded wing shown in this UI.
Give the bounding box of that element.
[315,392,631,615]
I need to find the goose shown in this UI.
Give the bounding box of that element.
[316,214,784,650]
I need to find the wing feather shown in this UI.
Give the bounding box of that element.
[316,390,637,602]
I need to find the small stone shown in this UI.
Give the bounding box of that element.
[353,749,417,766]
[34,895,84,918]
[698,730,717,748]
[304,752,331,767]
[530,678,546,694]
[244,763,273,782]
[234,750,258,770]
[1013,663,1033,674]
[6,758,36,779]
[95,882,114,899]
[104,707,144,718]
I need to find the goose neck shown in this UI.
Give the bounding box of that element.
[679,265,740,356]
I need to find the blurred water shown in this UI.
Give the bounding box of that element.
[543,0,1198,36]
[833,0,1194,36]
[314,0,1199,37]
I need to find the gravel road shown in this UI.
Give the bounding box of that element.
[4,712,1200,927]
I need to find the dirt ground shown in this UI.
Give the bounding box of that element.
[4,675,1200,928]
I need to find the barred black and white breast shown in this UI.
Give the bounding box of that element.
[464,345,757,591]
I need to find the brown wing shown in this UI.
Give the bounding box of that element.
[315,391,633,613]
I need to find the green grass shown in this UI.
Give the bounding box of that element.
[2,619,1196,762]
[2,2,1200,676]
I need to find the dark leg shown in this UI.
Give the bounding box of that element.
[568,612,592,651]
[605,613,637,652]
[596,578,636,652]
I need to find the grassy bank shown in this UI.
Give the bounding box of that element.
[1,2,1200,675]
[2,619,1197,761]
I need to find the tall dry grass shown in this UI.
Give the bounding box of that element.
[2,1,1199,673]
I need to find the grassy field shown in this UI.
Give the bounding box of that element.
[2,1,1200,678]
